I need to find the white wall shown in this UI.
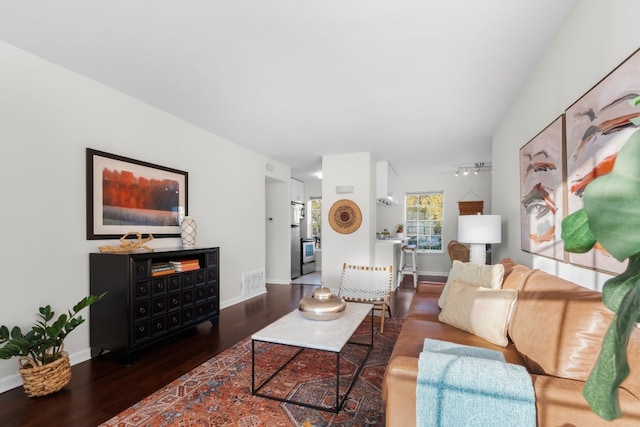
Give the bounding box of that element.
[492,0,640,289]
[321,152,377,289]
[377,171,492,275]
[265,177,291,284]
[0,41,286,391]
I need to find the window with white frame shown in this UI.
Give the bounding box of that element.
[404,192,443,251]
[310,198,322,248]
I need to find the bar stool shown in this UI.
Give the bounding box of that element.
[398,245,418,287]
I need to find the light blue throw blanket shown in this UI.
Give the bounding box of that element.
[417,339,536,427]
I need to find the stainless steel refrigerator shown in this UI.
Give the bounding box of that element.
[291,225,301,279]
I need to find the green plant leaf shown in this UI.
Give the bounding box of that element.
[601,254,640,314]
[39,305,54,322]
[561,208,596,253]
[9,326,23,340]
[0,337,32,359]
[72,293,106,313]
[583,129,640,261]
[65,316,85,333]
[46,314,68,339]
[583,277,640,420]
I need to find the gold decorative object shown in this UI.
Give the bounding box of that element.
[99,232,154,253]
[328,199,362,234]
[299,285,346,321]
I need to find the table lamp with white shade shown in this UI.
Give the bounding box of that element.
[457,214,502,265]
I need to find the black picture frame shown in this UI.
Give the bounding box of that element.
[86,148,188,240]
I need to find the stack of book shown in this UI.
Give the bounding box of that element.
[170,259,200,272]
[151,262,176,277]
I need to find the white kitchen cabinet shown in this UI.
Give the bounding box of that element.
[291,178,305,202]
[376,161,397,205]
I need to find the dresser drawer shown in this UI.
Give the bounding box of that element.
[152,295,167,315]
[181,272,195,288]
[151,316,166,335]
[167,275,181,292]
[167,293,181,311]
[152,277,167,295]
[132,320,150,344]
[133,259,150,279]
[134,280,150,300]
[133,300,150,321]
[167,313,181,330]
[182,289,194,305]
[182,307,194,324]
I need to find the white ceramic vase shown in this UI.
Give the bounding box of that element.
[180,216,197,248]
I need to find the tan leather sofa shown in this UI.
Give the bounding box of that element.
[383,260,640,426]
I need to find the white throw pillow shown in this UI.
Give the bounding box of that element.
[438,280,518,347]
[438,260,505,309]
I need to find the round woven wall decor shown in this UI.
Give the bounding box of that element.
[328,199,362,234]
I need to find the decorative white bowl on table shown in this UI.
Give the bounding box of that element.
[298,286,346,321]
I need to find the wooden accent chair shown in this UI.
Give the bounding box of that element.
[338,263,393,333]
[447,240,470,264]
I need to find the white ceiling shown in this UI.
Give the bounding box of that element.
[0,0,576,181]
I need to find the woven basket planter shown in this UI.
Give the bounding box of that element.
[18,352,71,397]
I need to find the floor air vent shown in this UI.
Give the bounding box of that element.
[242,269,266,297]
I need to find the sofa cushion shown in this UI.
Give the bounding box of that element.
[438,260,505,308]
[499,258,518,282]
[501,264,535,292]
[438,280,518,347]
[508,268,614,381]
[406,282,444,322]
[531,374,640,426]
[388,318,525,366]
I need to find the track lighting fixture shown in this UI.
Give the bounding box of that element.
[454,162,492,176]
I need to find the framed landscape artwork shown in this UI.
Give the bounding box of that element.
[564,49,640,274]
[519,115,566,261]
[86,148,188,240]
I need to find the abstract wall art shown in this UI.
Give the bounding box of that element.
[563,49,640,274]
[519,115,566,261]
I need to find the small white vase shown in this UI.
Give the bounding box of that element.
[180,216,197,248]
[396,232,404,240]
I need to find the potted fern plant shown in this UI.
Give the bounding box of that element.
[561,127,640,420]
[0,293,105,397]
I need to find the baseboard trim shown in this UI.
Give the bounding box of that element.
[220,290,268,310]
[265,279,291,285]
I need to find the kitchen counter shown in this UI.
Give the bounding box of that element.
[375,240,402,290]
[376,239,403,244]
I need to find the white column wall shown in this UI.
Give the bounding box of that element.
[321,152,376,290]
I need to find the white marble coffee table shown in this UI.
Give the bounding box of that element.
[251,302,374,413]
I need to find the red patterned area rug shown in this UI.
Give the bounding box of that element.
[101,318,403,427]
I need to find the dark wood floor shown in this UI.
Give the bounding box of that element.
[0,275,439,427]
